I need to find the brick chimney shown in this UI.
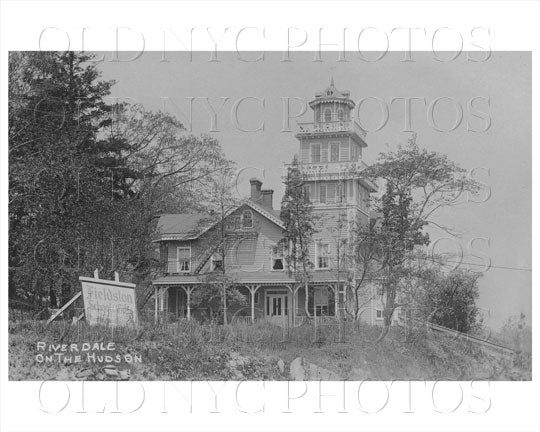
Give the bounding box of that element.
[261,189,274,210]
[249,178,262,201]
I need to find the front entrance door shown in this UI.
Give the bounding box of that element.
[265,292,288,327]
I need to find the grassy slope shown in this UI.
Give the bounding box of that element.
[8,320,531,381]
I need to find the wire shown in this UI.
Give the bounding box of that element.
[423,256,531,272]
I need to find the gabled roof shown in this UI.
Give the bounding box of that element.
[154,200,285,242]
[244,200,285,230]
[156,212,214,241]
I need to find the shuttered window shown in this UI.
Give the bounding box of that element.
[330,142,339,162]
[321,143,328,162]
[300,142,310,163]
[319,184,327,203]
[327,183,336,203]
[338,181,348,202]
[311,143,321,163]
[339,142,350,161]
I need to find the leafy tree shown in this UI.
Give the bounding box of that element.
[362,135,478,340]
[420,269,480,332]
[279,156,317,316]
[9,52,232,311]
[347,218,384,323]
[9,51,117,304]
[396,258,481,333]
[192,166,251,325]
[191,272,247,324]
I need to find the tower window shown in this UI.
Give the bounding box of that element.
[300,142,310,163]
[321,143,328,162]
[324,108,332,122]
[327,182,336,203]
[339,142,350,161]
[330,142,339,162]
[303,184,311,200]
[319,184,327,203]
[311,143,321,163]
[337,109,344,121]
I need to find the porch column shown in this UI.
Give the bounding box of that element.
[246,285,261,324]
[159,287,169,323]
[333,284,339,318]
[154,287,159,324]
[181,286,195,321]
[160,287,169,313]
[286,284,297,328]
[222,283,227,325]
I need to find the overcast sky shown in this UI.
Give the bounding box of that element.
[97,51,531,329]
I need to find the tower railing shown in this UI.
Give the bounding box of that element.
[296,120,366,138]
[283,160,370,177]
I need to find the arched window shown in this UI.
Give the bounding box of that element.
[324,108,332,122]
[337,108,344,121]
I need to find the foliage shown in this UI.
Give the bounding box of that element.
[398,259,481,333]
[191,273,247,324]
[8,318,531,381]
[279,156,317,315]
[8,51,232,308]
[357,135,478,339]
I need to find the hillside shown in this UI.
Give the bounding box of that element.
[8,320,531,381]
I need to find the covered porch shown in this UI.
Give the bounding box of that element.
[152,280,348,326]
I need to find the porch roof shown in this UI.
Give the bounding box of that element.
[152,270,350,286]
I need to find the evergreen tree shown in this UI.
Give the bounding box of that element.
[279,156,316,316]
[9,52,232,310]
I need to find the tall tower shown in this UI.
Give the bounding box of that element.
[292,79,377,270]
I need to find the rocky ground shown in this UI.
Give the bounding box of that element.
[8,319,531,381]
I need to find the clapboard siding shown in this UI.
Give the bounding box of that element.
[164,204,285,275]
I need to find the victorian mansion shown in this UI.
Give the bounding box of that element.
[152,80,384,326]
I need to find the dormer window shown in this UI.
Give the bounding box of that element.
[242,209,253,228]
[177,246,191,273]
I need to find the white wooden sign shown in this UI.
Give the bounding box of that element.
[80,273,138,327]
